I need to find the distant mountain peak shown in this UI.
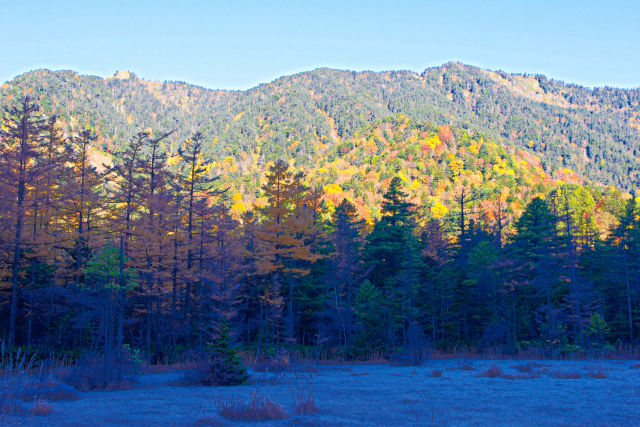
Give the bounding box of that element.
[109,70,136,81]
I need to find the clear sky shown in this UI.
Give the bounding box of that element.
[1,0,639,90]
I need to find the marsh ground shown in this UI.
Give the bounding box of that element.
[5,358,640,426]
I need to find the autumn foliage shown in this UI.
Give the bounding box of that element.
[0,95,638,364]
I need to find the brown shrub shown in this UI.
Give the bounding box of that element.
[512,363,534,373]
[478,366,503,378]
[585,366,608,379]
[501,372,540,380]
[216,391,288,421]
[30,398,53,416]
[548,369,581,379]
[430,369,443,377]
[459,364,474,371]
[629,363,640,369]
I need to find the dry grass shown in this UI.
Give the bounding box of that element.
[193,415,226,426]
[0,345,40,390]
[430,344,640,361]
[0,345,82,413]
[585,366,608,379]
[30,398,53,416]
[548,369,582,379]
[249,372,288,386]
[216,390,288,421]
[478,366,503,378]
[501,372,540,380]
[511,362,541,373]
[17,385,81,402]
[629,363,640,369]
[429,369,443,377]
[139,362,175,374]
[252,351,290,373]
[291,372,318,415]
[458,363,474,371]
[0,395,26,417]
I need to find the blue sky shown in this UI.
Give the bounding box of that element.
[1,0,639,89]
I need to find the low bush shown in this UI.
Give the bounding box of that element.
[478,366,503,378]
[216,390,288,421]
[512,363,534,373]
[30,398,53,416]
[548,369,581,379]
[181,356,249,387]
[177,359,211,386]
[501,372,540,380]
[204,352,249,386]
[585,366,608,379]
[196,321,249,386]
[61,349,139,391]
[429,369,443,378]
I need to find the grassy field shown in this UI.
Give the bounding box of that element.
[3,358,640,426]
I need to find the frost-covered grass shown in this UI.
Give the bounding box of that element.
[6,359,640,426]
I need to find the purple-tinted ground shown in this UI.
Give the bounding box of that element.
[5,359,640,426]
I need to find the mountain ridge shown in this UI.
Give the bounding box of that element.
[1,63,639,189]
[9,61,639,92]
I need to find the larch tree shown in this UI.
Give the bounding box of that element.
[176,131,221,326]
[255,160,320,343]
[64,129,104,286]
[0,95,46,347]
[104,131,147,357]
[130,130,174,361]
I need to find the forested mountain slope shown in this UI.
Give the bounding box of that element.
[1,63,639,189]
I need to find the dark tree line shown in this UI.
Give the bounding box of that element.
[1,96,639,364]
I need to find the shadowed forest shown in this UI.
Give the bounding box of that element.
[1,94,639,373]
